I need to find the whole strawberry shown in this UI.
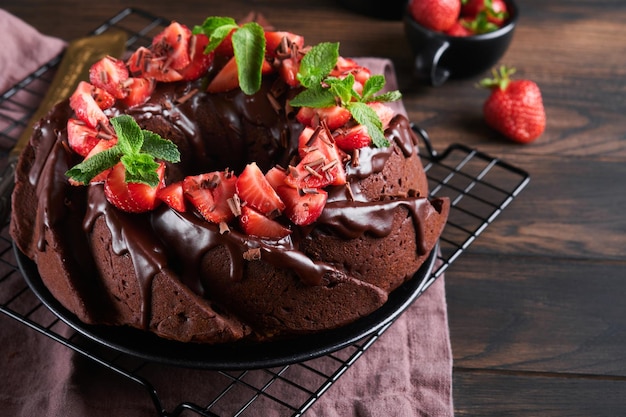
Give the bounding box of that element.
[479,66,546,144]
[409,0,462,32]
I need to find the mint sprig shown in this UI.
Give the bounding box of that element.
[290,43,402,148]
[193,17,266,95]
[66,115,180,186]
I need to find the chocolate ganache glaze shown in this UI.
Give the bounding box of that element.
[12,65,449,343]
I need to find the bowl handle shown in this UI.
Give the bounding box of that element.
[413,38,450,87]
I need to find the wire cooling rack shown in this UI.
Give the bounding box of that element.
[0,8,530,417]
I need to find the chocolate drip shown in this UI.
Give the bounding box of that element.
[84,187,168,328]
[151,205,336,288]
[318,198,440,254]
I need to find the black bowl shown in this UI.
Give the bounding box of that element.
[403,0,518,86]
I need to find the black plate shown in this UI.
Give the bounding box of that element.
[15,243,437,370]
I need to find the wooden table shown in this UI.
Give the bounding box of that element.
[3,0,626,415]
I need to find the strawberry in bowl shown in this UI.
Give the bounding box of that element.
[403,0,518,85]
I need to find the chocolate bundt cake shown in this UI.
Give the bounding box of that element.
[10,16,449,344]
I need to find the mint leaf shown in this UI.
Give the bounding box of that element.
[65,147,121,184]
[290,86,337,108]
[326,75,357,106]
[193,16,237,35]
[360,75,386,101]
[193,16,238,53]
[297,42,339,89]
[368,90,403,103]
[348,102,390,148]
[111,115,143,155]
[121,153,161,186]
[141,130,181,162]
[232,22,266,95]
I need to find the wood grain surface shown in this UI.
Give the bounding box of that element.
[3,0,625,415]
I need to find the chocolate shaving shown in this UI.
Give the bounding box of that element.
[306,126,322,148]
[351,149,360,167]
[266,92,282,114]
[219,222,230,234]
[227,194,242,217]
[321,160,337,172]
[345,183,355,201]
[305,165,323,179]
[176,88,199,104]
[96,132,115,141]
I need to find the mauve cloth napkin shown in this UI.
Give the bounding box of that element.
[0,9,454,416]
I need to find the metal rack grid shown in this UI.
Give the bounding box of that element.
[0,8,530,417]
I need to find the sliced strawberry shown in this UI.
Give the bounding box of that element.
[295,105,351,130]
[127,46,152,76]
[152,21,192,71]
[83,138,118,184]
[67,136,117,186]
[332,103,394,152]
[89,55,130,99]
[69,81,112,128]
[179,34,213,81]
[122,77,155,108]
[368,102,395,129]
[183,171,237,223]
[264,166,288,190]
[264,31,305,59]
[332,57,371,86]
[156,181,187,212]
[278,56,300,87]
[276,185,327,226]
[214,29,235,57]
[66,118,101,157]
[206,58,271,93]
[236,162,285,217]
[104,162,165,213]
[127,46,183,82]
[239,205,291,240]
[207,56,239,93]
[334,125,371,152]
[285,149,334,189]
[293,127,347,187]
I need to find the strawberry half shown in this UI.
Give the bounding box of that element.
[236,162,285,217]
[156,181,187,212]
[239,205,291,240]
[89,55,130,99]
[183,171,237,223]
[104,162,165,213]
